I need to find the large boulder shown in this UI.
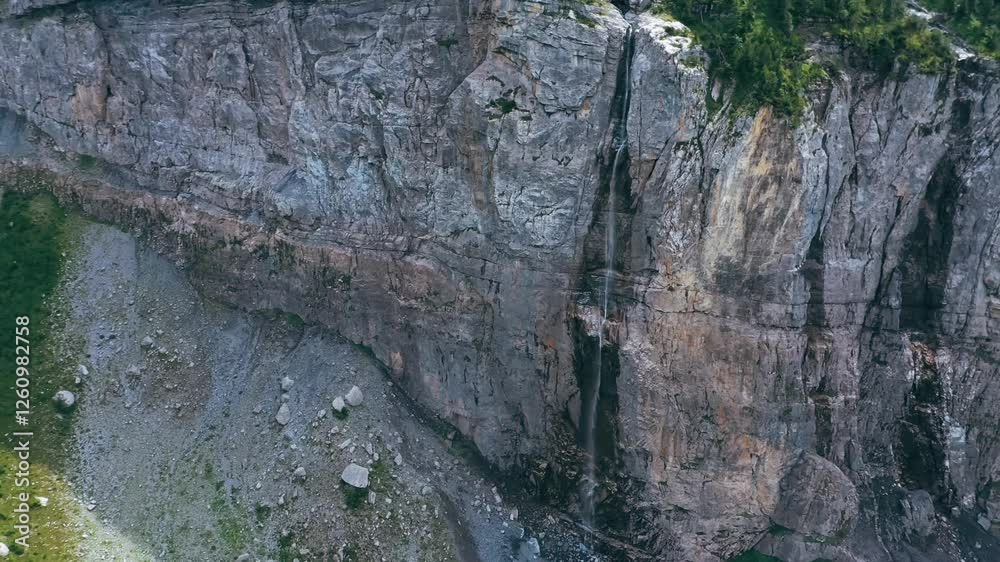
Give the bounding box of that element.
[53,390,76,410]
[341,463,370,489]
[345,386,364,407]
[772,452,859,543]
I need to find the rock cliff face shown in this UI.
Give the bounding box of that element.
[2,0,1000,560]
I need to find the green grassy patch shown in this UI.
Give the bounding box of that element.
[284,312,305,330]
[254,502,271,524]
[0,192,86,466]
[342,485,367,510]
[208,486,251,555]
[369,458,392,491]
[0,191,84,559]
[341,458,395,512]
[487,97,518,115]
[76,155,97,171]
[0,452,81,560]
[575,13,598,27]
[277,531,295,562]
[727,550,784,562]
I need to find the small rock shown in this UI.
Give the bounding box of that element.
[526,537,540,556]
[141,336,154,348]
[37,497,49,507]
[0,543,8,557]
[275,404,291,426]
[345,386,364,407]
[53,390,76,410]
[338,438,352,450]
[978,514,992,531]
[86,502,96,511]
[394,453,403,466]
[421,485,433,496]
[341,463,370,488]
[281,376,295,392]
[293,466,307,480]
[317,409,326,419]
[235,555,251,562]
[332,396,346,412]
[77,364,89,376]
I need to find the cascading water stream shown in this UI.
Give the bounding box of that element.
[582,22,633,528]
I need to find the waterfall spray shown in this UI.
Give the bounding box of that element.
[582,23,633,528]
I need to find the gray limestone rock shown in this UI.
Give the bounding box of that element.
[275,404,290,426]
[345,386,363,407]
[341,464,369,489]
[772,453,858,542]
[0,1,999,560]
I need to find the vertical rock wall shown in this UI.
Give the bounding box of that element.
[1,1,1000,560]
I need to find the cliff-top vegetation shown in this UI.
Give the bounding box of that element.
[652,0,994,117]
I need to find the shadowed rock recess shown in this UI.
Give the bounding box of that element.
[2,0,1000,560]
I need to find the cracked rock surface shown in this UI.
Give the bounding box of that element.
[2,1,1000,560]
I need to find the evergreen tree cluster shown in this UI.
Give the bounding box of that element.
[924,0,1000,57]
[653,0,958,117]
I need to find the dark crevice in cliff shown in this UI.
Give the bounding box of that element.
[872,96,968,335]
[610,0,631,13]
[897,342,956,507]
[804,195,827,330]
[895,155,961,333]
[803,216,836,458]
[571,316,622,485]
[867,96,973,533]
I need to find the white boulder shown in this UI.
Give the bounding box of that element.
[53,390,76,409]
[341,463,370,488]
[275,403,291,426]
[345,386,363,407]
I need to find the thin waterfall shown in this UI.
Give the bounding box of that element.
[582,22,633,528]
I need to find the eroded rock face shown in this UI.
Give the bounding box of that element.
[772,452,858,542]
[2,1,1000,560]
[0,0,633,471]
